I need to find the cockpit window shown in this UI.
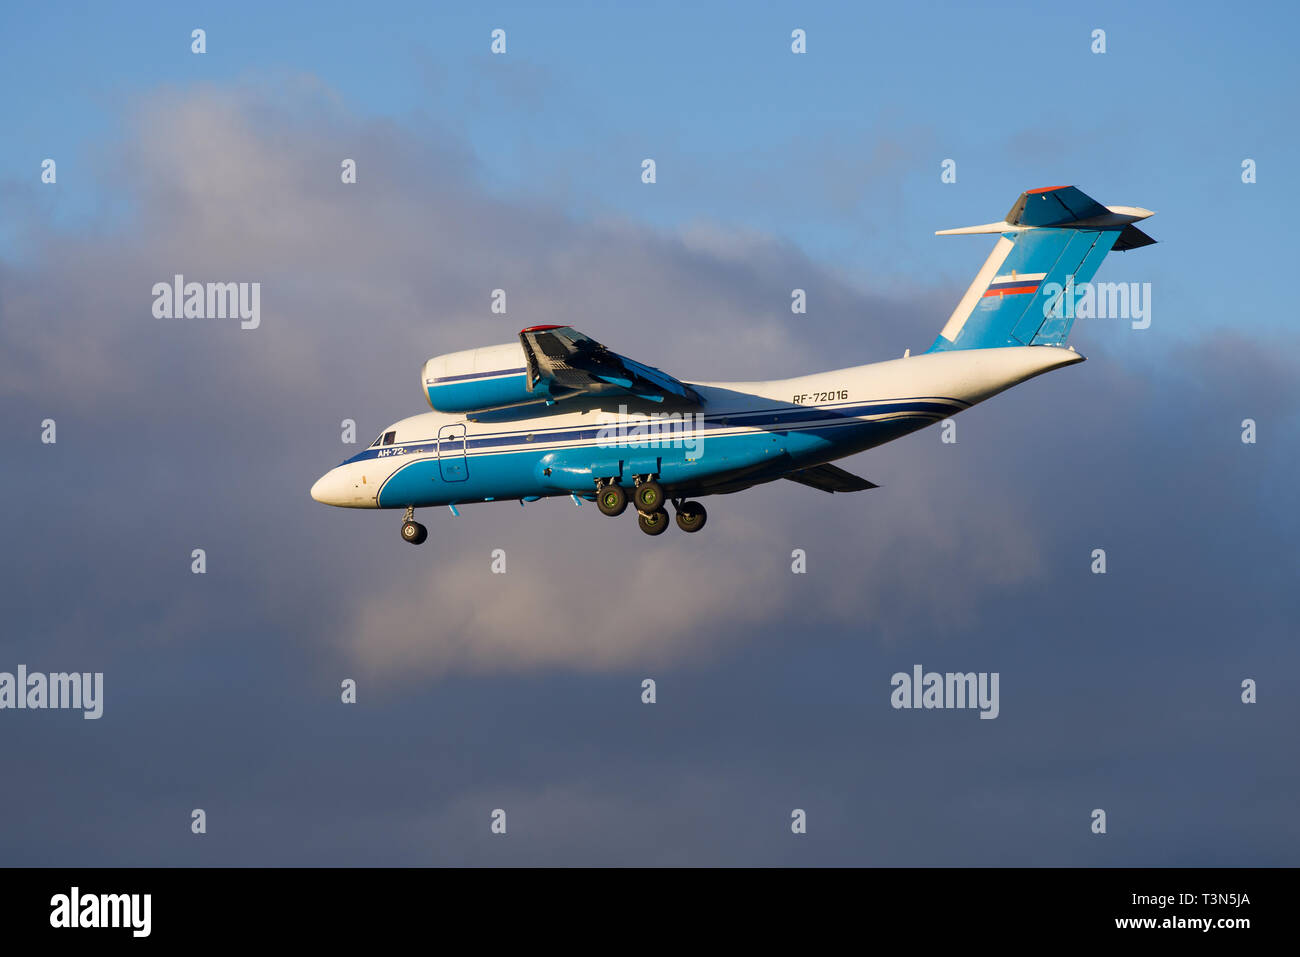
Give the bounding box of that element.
[370,433,385,448]
[383,431,396,445]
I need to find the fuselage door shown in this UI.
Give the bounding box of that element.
[437,424,469,482]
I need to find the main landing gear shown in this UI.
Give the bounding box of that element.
[637,508,670,536]
[595,477,707,536]
[596,482,628,517]
[673,499,707,533]
[400,506,428,545]
[632,476,665,512]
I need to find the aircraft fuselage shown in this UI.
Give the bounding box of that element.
[309,345,1082,510]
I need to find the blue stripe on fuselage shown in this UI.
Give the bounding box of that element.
[371,407,947,508]
[344,396,967,466]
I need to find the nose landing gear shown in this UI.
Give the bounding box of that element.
[400,506,428,545]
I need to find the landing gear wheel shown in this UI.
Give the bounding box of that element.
[674,501,707,533]
[634,479,665,512]
[401,520,428,545]
[637,508,670,536]
[597,484,628,517]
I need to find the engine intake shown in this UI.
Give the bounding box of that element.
[421,342,537,413]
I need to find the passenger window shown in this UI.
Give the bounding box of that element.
[383,431,396,445]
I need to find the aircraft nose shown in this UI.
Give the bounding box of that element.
[310,471,338,504]
[310,464,376,508]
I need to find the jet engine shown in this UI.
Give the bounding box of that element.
[421,342,536,413]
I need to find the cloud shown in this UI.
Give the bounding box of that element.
[3,80,1023,678]
[3,74,1299,866]
[342,518,789,678]
[12,80,1290,684]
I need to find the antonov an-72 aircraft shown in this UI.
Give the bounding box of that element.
[311,186,1154,542]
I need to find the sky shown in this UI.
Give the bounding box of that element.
[0,1,1296,865]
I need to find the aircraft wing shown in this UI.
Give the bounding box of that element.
[518,326,701,405]
[783,462,879,493]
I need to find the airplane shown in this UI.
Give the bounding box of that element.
[310,186,1155,543]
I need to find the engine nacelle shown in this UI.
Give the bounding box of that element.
[421,342,538,413]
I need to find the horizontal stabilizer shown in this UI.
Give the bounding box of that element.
[784,462,878,493]
[1114,225,1156,251]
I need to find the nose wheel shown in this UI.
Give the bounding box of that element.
[400,507,428,545]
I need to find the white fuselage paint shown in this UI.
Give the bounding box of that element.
[309,346,1084,508]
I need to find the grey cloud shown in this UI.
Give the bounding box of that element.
[3,83,1012,679]
[1,80,1297,866]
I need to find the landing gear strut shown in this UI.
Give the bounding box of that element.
[400,506,428,545]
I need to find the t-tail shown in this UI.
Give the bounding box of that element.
[926,185,1155,353]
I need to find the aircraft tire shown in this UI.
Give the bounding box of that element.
[401,520,428,545]
[597,484,628,517]
[674,501,707,533]
[634,479,665,512]
[637,508,670,536]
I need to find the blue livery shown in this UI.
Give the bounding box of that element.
[310,187,1155,541]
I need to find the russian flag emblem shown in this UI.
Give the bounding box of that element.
[983,272,1046,298]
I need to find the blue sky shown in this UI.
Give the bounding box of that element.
[3,1,1295,331]
[1,1,1296,866]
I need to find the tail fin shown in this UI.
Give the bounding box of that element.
[926,186,1155,352]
